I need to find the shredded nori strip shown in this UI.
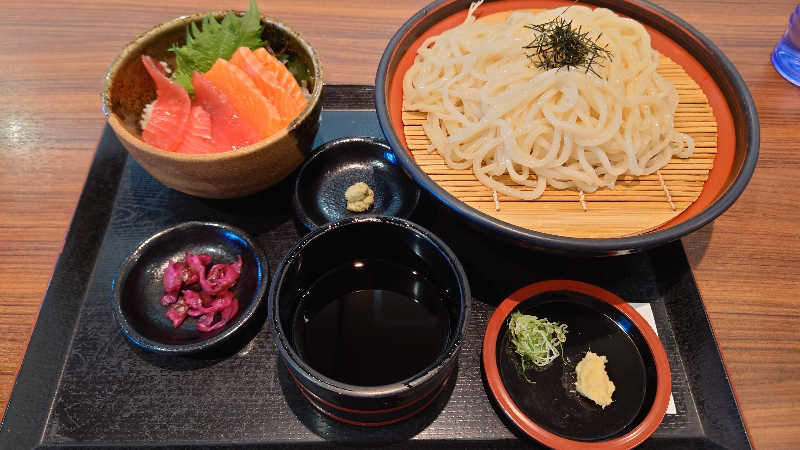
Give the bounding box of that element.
[522,12,613,77]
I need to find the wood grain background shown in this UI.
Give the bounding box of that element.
[0,0,798,447]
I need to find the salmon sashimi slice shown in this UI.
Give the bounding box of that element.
[204,58,283,139]
[230,47,307,126]
[251,48,307,117]
[174,106,216,154]
[141,55,191,151]
[251,48,307,107]
[192,72,262,152]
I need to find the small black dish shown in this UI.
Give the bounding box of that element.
[483,281,670,448]
[292,136,420,229]
[268,216,470,426]
[111,221,269,355]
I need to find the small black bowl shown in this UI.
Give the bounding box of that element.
[111,221,269,355]
[292,137,421,229]
[268,216,470,426]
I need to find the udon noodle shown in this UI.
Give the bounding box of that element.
[403,3,695,200]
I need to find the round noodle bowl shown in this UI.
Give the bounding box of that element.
[402,2,695,200]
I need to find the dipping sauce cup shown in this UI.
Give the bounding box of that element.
[267,216,470,426]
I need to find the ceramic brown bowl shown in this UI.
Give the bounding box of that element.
[102,11,323,199]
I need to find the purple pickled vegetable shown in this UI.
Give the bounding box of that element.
[220,298,238,322]
[159,252,243,332]
[182,289,204,316]
[163,261,184,293]
[201,255,243,294]
[185,253,208,281]
[196,297,239,332]
[166,298,188,328]
[183,289,233,317]
[181,262,200,285]
[161,292,178,306]
[196,312,216,331]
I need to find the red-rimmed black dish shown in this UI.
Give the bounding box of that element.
[375,0,759,255]
[111,221,269,355]
[267,216,470,426]
[292,137,420,229]
[482,280,671,448]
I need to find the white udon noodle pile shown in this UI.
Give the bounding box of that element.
[403,3,695,200]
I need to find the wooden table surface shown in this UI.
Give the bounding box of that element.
[1,0,798,447]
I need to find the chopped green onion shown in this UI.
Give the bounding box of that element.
[508,312,568,375]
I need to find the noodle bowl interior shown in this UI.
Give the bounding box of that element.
[401,3,717,238]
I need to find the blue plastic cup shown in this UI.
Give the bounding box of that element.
[772,4,800,86]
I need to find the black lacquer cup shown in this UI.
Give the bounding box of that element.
[268,216,470,426]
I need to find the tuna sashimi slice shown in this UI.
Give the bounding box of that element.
[175,106,216,154]
[230,47,306,126]
[192,72,261,152]
[204,58,283,139]
[140,55,191,151]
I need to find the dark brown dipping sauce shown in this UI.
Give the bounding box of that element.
[292,259,450,386]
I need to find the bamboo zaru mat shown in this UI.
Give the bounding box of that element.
[402,52,717,238]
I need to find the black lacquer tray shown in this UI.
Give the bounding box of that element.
[0,86,750,449]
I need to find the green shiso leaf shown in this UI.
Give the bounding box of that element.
[169,0,264,94]
[508,312,568,381]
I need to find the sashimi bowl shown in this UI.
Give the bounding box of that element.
[102,7,323,199]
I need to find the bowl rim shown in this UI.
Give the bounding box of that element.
[374,0,760,255]
[267,215,471,399]
[291,136,422,229]
[481,280,672,448]
[111,221,269,355]
[102,10,324,162]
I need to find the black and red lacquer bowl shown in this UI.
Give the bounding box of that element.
[482,281,672,448]
[375,0,759,255]
[267,216,470,426]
